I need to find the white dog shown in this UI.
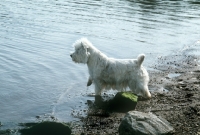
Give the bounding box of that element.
[70,38,151,98]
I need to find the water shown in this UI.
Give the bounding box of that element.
[0,0,200,128]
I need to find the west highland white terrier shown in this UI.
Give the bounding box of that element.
[70,38,151,98]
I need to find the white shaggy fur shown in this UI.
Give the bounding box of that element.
[70,38,151,98]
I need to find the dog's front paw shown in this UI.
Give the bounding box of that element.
[87,81,92,86]
[87,78,92,86]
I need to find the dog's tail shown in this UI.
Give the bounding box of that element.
[137,54,145,67]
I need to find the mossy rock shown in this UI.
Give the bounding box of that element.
[19,121,71,135]
[110,92,138,112]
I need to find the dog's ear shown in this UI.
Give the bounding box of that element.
[137,54,145,67]
[81,41,89,49]
[81,41,90,56]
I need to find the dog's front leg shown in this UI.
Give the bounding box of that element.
[87,76,92,86]
[94,80,102,96]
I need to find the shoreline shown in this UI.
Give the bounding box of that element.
[70,70,200,135]
[136,71,200,135]
[71,54,200,135]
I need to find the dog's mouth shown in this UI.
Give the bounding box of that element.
[71,56,78,63]
[71,57,75,62]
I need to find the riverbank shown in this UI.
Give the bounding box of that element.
[70,54,200,135]
[71,71,200,135]
[136,71,200,135]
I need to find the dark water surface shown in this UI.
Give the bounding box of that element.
[0,0,200,128]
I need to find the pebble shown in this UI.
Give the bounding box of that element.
[49,116,54,119]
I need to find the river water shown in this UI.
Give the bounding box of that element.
[0,0,200,128]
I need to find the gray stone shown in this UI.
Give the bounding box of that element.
[119,111,174,135]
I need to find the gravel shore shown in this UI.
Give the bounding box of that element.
[71,54,200,135]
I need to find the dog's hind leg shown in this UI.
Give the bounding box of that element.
[87,76,92,86]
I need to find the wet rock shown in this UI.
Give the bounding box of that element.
[19,121,71,135]
[0,129,12,135]
[110,92,138,112]
[119,111,174,135]
[92,92,138,112]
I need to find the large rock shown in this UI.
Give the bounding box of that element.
[119,111,174,135]
[20,121,71,135]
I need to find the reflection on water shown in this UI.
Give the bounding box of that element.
[0,0,200,128]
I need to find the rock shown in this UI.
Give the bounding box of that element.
[0,130,10,135]
[110,92,138,112]
[19,121,71,135]
[119,111,174,135]
[93,92,138,112]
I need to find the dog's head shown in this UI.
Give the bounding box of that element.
[136,67,151,98]
[135,54,151,98]
[70,38,90,64]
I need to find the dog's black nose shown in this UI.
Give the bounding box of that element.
[70,54,72,57]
